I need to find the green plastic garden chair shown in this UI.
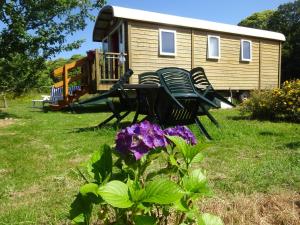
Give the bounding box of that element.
[156,67,219,139]
[190,67,235,107]
[132,72,161,123]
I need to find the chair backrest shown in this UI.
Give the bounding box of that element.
[50,87,63,103]
[190,67,235,107]
[156,97,199,126]
[156,67,198,97]
[190,67,212,90]
[139,72,160,85]
[154,68,200,126]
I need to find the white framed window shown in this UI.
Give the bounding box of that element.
[241,39,252,61]
[207,35,221,59]
[159,29,176,56]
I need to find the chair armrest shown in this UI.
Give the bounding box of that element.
[202,85,213,96]
[195,92,219,108]
[161,86,184,109]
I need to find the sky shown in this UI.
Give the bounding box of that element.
[54,0,293,59]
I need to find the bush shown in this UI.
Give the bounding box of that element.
[69,121,223,225]
[240,79,300,121]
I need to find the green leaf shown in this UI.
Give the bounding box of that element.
[127,179,145,203]
[185,146,202,164]
[191,152,204,164]
[134,215,157,225]
[143,179,184,204]
[98,181,133,208]
[136,203,152,214]
[167,136,188,157]
[146,167,177,181]
[169,154,179,167]
[69,193,93,225]
[173,198,189,212]
[167,136,203,165]
[87,144,112,183]
[198,213,224,225]
[80,183,99,197]
[182,169,210,195]
[71,213,85,224]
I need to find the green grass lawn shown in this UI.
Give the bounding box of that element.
[0,95,299,224]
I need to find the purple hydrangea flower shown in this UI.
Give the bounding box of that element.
[115,121,168,160]
[115,122,197,160]
[164,126,197,145]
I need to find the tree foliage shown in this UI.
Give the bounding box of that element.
[268,0,300,81]
[238,1,300,82]
[238,10,274,30]
[0,0,106,94]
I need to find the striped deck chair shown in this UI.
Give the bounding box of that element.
[32,85,81,107]
[50,85,81,104]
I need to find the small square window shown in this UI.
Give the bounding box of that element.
[241,40,252,61]
[159,29,176,56]
[207,35,220,59]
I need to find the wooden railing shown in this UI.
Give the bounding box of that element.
[50,50,128,107]
[100,52,127,82]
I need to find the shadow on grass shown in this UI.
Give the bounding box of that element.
[259,131,282,137]
[73,121,132,133]
[284,141,300,150]
[227,115,251,121]
[40,103,123,114]
[227,115,299,124]
[0,111,20,119]
[40,104,109,114]
[69,104,112,114]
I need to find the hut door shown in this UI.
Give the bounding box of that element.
[109,23,125,53]
[102,22,126,80]
[110,31,119,53]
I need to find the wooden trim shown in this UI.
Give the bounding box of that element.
[278,42,282,87]
[95,49,100,89]
[53,74,82,88]
[258,41,262,90]
[100,79,119,81]
[127,22,132,83]
[53,57,87,77]
[104,52,127,55]
[63,65,68,102]
[191,29,195,69]
[53,67,64,77]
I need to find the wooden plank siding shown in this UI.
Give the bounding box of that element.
[193,31,260,90]
[127,20,281,90]
[128,21,191,84]
[260,40,280,89]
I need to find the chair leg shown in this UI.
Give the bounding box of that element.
[97,114,117,127]
[195,117,212,140]
[132,111,139,124]
[97,101,121,128]
[98,110,131,128]
[116,111,131,125]
[206,110,220,128]
[215,93,235,107]
[199,105,220,128]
